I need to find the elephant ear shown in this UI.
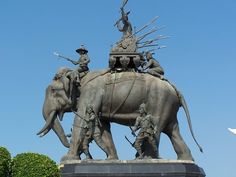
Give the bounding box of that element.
[49,79,72,108]
[60,75,70,94]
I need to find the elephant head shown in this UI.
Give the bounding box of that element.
[37,67,79,148]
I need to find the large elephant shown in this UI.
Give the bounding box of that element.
[38,69,202,161]
[37,68,79,148]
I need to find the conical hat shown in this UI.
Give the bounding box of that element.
[76,45,88,54]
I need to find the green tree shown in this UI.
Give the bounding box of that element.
[11,153,59,177]
[0,147,11,177]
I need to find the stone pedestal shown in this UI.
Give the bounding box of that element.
[60,159,205,177]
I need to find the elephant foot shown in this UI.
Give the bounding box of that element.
[143,155,153,159]
[60,154,81,162]
[135,155,144,160]
[177,154,194,161]
[106,155,118,160]
[84,155,93,160]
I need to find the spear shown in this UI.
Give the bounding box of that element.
[146,48,158,53]
[133,16,159,36]
[137,26,166,42]
[138,44,167,49]
[137,28,158,42]
[53,52,77,65]
[145,46,167,53]
[137,35,170,45]
[138,44,159,49]
[157,45,167,49]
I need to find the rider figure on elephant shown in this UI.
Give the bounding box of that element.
[70,45,90,81]
[62,45,91,102]
[143,52,165,79]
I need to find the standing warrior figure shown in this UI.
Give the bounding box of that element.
[115,0,132,38]
[131,103,158,159]
[143,52,165,79]
[80,105,111,160]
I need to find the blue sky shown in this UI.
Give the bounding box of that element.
[1,0,236,176]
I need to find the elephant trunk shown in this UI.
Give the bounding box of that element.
[37,108,70,148]
[52,118,70,148]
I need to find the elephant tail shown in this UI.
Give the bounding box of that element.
[178,91,203,153]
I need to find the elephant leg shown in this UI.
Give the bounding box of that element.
[154,132,161,158]
[61,117,83,161]
[165,119,194,161]
[100,121,118,159]
[145,114,161,159]
[140,133,160,159]
[141,140,158,159]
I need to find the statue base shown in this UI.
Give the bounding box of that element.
[60,159,205,177]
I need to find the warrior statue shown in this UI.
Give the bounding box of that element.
[73,45,90,74]
[143,51,165,79]
[53,45,90,99]
[79,105,108,159]
[112,0,137,53]
[54,45,90,82]
[115,0,132,38]
[131,103,158,159]
[69,105,112,160]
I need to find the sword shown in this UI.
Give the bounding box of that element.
[121,0,129,10]
[114,0,129,26]
[133,16,159,36]
[125,135,134,147]
[71,110,87,121]
[97,112,103,127]
[129,126,137,137]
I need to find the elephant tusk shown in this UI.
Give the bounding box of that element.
[37,111,56,136]
[38,131,48,138]
[58,111,65,121]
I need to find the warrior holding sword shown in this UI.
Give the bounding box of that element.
[131,103,158,159]
[79,105,111,160]
[115,0,133,38]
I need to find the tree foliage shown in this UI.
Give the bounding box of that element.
[0,147,11,177]
[11,153,59,177]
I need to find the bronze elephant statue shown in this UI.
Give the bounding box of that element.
[38,69,202,161]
